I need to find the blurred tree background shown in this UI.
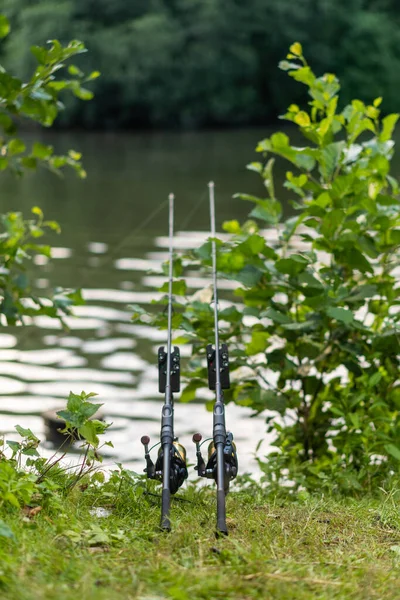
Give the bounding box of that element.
[1,0,400,129]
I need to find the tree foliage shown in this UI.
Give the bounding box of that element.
[139,44,400,494]
[0,15,94,324]
[2,0,400,128]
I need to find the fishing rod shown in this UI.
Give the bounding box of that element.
[140,193,188,531]
[192,181,238,536]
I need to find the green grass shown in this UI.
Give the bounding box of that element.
[2,480,400,600]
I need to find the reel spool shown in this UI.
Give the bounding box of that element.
[193,431,238,495]
[141,436,188,495]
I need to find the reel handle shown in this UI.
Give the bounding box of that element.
[141,434,155,478]
[192,433,206,476]
[141,435,150,453]
[192,432,202,450]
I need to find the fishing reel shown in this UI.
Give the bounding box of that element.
[140,343,188,495]
[192,343,238,494]
[140,436,188,494]
[192,431,238,494]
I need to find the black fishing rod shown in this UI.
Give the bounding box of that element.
[192,181,238,536]
[141,194,188,531]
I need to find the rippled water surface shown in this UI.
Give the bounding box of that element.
[0,128,295,475]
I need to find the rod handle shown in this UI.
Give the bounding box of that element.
[161,488,171,532]
[216,489,228,536]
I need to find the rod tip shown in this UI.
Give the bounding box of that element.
[168,193,174,201]
[208,181,215,188]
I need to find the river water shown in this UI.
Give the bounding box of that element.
[0,128,281,476]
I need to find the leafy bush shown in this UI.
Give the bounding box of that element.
[0,390,110,512]
[143,43,400,494]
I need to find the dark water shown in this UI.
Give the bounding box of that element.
[0,128,276,474]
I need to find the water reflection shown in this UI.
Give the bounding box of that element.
[0,129,275,475]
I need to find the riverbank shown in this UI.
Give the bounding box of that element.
[1,476,400,600]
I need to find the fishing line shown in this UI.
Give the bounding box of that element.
[78,196,170,278]
[177,188,208,232]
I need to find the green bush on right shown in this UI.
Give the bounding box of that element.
[143,42,400,496]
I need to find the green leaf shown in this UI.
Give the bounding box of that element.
[380,114,399,142]
[282,319,317,331]
[222,220,241,234]
[79,421,99,446]
[31,45,47,64]
[68,64,83,77]
[372,332,400,354]
[0,112,15,134]
[297,272,324,294]
[81,402,102,419]
[237,234,266,256]
[15,425,38,441]
[87,71,101,81]
[243,388,287,415]
[246,331,269,355]
[385,444,400,461]
[130,303,146,321]
[32,143,53,160]
[180,379,204,403]
[369,372,382,387]
[0,157,9,170]
[68,150,82,161]
[219,306,242,323]
[249,200,281,224]
[321,209,345,238]
[31,206,43,218]
[336,248,373,274]
[319,142,345,180]
[0,15,10,39]
[326,307,354,324]
[388,229,400,245]
[0,520,14,540]
[6,441,21,455]
[235,265,263,286]
[290,66,315,87]
[263,308,292,324]
[56,409,76,425]
[345,285,377,303]
[159,280,187,296]
[8,139,26,156]
[73,86,94,101]
[44,220,61,233]
[275,255,309,276]
[294,111,310,127]
[289,42,302,57]
[4,493,20,508]
[66,391,83,411]
[279,60,301,72]
[20,157,37,169]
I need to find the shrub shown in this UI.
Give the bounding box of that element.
[144,43,400,494]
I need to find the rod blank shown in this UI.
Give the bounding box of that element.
[208,181,228,536]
